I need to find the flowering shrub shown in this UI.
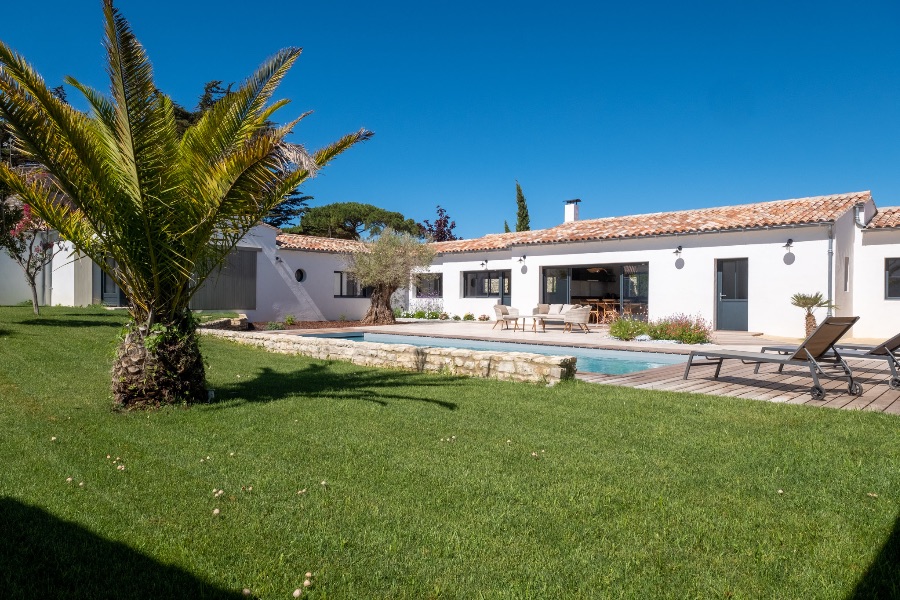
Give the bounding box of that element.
[463,312,475,321]
[0,203,61,315]
[610,314,712,344]
[477,314,490,321]
[609,317,647,341]
[646,314,712,344]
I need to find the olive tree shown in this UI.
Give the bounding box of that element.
[345,229,435,325]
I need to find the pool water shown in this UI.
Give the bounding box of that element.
[303,332,686,375]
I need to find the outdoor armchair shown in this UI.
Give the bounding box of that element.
[563,306,592,333]
[683,316,862,400]
[492,305,521,330]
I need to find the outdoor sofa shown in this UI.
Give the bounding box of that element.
[683,316,862,400]
[759,330,900,390]
[531,304,586,332]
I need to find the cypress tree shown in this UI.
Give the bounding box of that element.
[515,181,530,231]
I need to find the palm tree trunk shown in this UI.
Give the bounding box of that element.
[805,313,817,337]
[360,285,397,325]
[112,316,206,409]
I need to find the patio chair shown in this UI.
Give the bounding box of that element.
[492,305,520,330]
[563,306,592,333]
[683,316,862,400]
[759,330,900,390]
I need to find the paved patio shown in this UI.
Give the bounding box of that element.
[270,320,900,414]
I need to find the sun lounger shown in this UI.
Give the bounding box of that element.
[683,316,862,400]
[759,331,900,390]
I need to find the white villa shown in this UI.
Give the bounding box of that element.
[2,191,899,339]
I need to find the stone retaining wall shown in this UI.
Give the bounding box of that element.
[199,315,249,331]
[203,329,577,384]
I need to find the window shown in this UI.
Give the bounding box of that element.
[887,258,900,299]
[334,272,372,298]
[415,273,443,298]
[843,257,849,293]
[463,270,511,298]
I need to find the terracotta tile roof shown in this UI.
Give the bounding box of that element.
[434,191,871,254]
[276,233,367,253]
[867,206,900,229]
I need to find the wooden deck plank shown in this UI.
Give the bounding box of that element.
[579,355,899,414]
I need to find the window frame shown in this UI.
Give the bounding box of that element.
[333,271,372,298]
[415,273,443,298]
[886,258,900,300]
[462,270,512,298]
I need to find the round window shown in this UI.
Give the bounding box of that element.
[294,268,306,282]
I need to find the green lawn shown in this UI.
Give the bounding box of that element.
[0,307,897,599]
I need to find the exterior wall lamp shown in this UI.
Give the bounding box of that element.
[480,260,488,269]
[517,255,526,264]
[674,245,682,256]
[783,238,794,250]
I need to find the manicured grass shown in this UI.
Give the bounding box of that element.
[0,307,897,599]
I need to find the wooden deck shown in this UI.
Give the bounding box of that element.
[577,357,900,414]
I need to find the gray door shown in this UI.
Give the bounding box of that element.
[716,258,748,331]
[542,268,569,304]
[101,259,121,306]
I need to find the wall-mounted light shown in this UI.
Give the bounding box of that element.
[783,238,794,250]
[275,256,283,263]
[480,260,488,269]
[674,245,682,256]
[517,255,526,264]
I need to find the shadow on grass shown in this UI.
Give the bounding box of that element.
[19,318,123,328]
[210,362,459,410]
[847,510,900,599]
[0,497,246,599]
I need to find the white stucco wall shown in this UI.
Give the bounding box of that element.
[0,252,33,305]
[853,228,900,339]
[422,225,843,337]
[237,225,369,322]
[50,242,76,306]
[277,248,370,322]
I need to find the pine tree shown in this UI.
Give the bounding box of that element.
[515,181,530,231]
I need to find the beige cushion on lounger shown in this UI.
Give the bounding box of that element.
[548,304,563,314]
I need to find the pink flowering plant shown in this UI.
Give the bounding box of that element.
[0,202,61,315]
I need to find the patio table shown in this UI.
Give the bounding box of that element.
[520,316,547,332]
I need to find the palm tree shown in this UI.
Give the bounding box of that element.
[790,292,835,337]
[0,1,371,408]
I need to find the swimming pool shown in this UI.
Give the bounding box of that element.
[303,332,687,375]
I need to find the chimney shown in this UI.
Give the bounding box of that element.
[564,198,581,223]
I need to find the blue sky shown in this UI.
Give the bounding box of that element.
[3,1,900,238]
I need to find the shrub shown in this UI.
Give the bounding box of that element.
[283,314,296,326]
[477,314,490,321]
[452,315,461,321]
[439,312,449,320]
[425,310,441,319]
[265,321,283,331]
[463,312,475,321]
[649,314,712,344]
[413,310,427,319]
[609,317,647,341]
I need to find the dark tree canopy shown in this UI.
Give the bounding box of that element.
[418,205,458,241]
[285,202,419,240]
[503,220,510,233]
[515,181,530,232]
